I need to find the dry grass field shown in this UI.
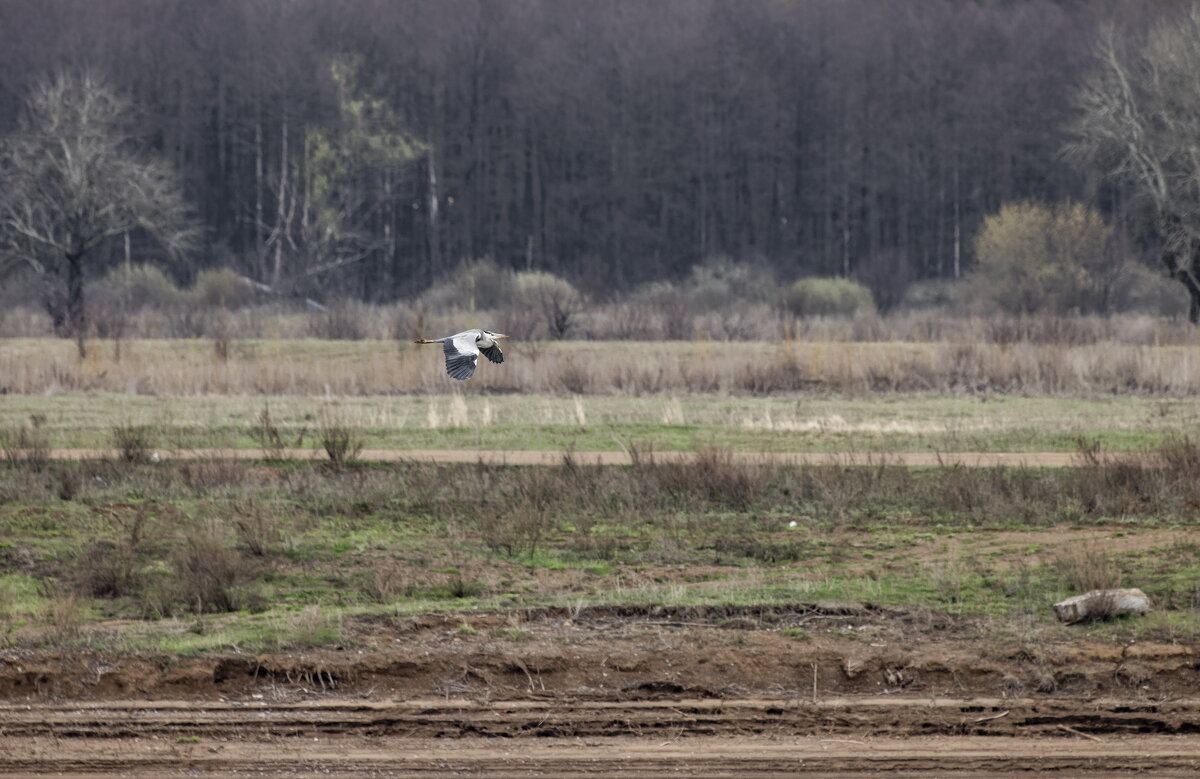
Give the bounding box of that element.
[5,335,1200,396]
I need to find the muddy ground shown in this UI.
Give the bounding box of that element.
[2,603,1199,775]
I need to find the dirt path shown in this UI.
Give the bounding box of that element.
[2,705,1200,772]
[3,700,1200,776]
[43,448,1092,466]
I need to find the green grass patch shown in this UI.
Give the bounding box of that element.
[3,393,1198,453]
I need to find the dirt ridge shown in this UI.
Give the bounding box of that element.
[2,696,1199,739]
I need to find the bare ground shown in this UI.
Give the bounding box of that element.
[3,604,1200,775]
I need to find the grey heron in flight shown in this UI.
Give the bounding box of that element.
[414,329,509,380]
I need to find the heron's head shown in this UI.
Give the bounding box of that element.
[484,330,509,339]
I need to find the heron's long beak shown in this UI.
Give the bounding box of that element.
[494,333,510,338]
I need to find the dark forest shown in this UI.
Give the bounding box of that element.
[0,0,1170,305]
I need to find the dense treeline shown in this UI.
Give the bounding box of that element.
[0,0,1163,305]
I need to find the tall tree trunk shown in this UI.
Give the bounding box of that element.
[428,151,441,275]
[273,110,289,290]
[1162,248,1200,325]
[66,251,85,358]
[255,110,265,279]
[952,159,962,279]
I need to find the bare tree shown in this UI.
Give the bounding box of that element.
[0,71,193,354]
[1069,15,1200,323]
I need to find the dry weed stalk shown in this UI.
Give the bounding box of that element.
[318,407,364,466]
[1,416,50,471]
[1055,542,1122,594]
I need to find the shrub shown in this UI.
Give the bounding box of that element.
[1,417,50,472]
[1122,264,1191,318]
[420,258,515,312]
[784,277,875,317]
[318,409,363,466]
[76,538,144,599]
[111,423,157,464]
[972,200,1123,315]
[174,518,257,613]
[189,268,258,308]
[900,279,969,312]
[232,502,282,557]
[512,271,583,339]
[251,404,286,460]
[1055,542,1122,593]
[89,264,184,310]
[308,299,370,340]
[627,282,695,339]
[688,258,776,310]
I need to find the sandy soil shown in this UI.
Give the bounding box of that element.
[3,604,1199,774]
[43,448,1089,466]
[3,729,1199,776]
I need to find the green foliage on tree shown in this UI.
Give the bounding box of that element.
[971,201,1125,315]
[300,57,427,280]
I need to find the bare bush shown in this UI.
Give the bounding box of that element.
[76,538,144,599]
[232,503,282,557]
[318,409,363,466]
[174,518,257,613]
[308,299,370,340]
[55,463,82,501]
[38,586,82,642]
[365,563,412,603]
[111,423,157,464]
[1,416,50,471]
[251,403,286,460]
[513,271,583,339]
[635,447,770,512]
[1055,543,1122,593]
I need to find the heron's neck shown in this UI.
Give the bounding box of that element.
[476,333,495,348]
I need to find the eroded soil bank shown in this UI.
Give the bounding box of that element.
[2,604,1199,774]
[2,603,1196,706]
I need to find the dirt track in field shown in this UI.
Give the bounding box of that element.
[3,716,1199,776]
[44,448,1090,466]
[4,604,1200,774]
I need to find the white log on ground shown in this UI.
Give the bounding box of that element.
[1052,588,1151,624]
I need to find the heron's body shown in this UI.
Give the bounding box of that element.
[415,328,508,380]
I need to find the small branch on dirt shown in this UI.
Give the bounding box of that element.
[811,662,818,704]
[819,738,867,746]
[972,709,1010,723]
[1057,724,1104,742]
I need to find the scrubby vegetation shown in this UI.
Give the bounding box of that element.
[2,252,1190,346]
[1,437,1200,650]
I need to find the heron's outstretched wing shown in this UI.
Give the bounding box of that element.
[442,331,480,380]
[480,343,504,364]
